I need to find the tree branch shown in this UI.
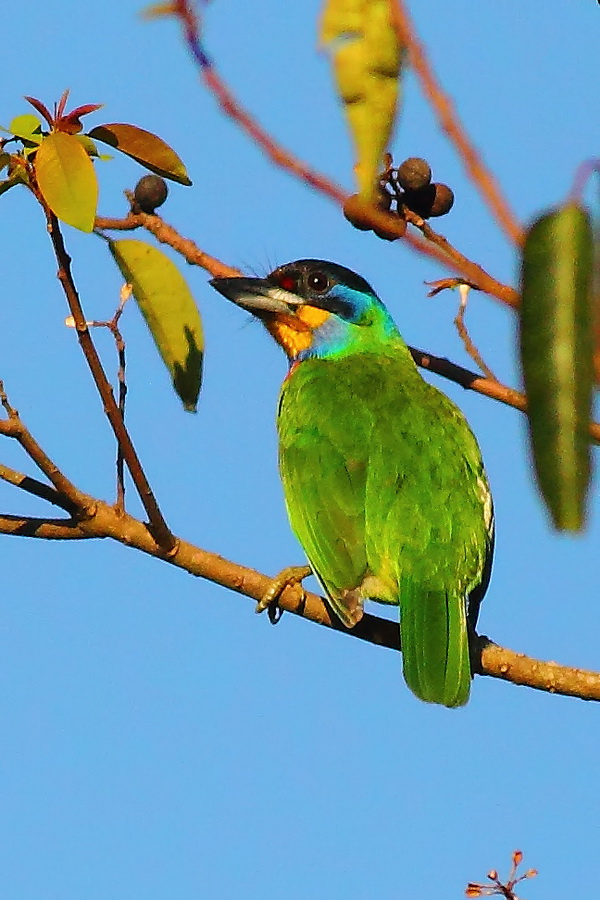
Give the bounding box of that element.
[92,217,600,445]
[40,207,176,552]
[96,207,237,277]
[0,461,76,512]
[0,485,597,701]
[409,348,600,445]
[404,209,520,307]
[0,514,92,540]
[0,396,597,701]
[168,2,520,309]
[391,0,524,247]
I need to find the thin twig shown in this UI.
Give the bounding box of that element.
[41,206,176,552]
[0,514,92,540]
[113,308,127,511]
[454,284,498,380]
[408,347,600,445]
[390,0,524,247]
[88,283,132,511]
[0,462,75,512]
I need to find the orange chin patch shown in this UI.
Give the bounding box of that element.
[265,305,330,358]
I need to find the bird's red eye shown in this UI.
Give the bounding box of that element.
[278,274,298,292]
[308,271,329,293]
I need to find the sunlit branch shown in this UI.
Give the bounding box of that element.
[409,348,600,445]
[0,461,75,512]
[0,514,92,540]
[168,1,520,308]
[391,0,524,247]
[93,217,600,444]
[0,482,598,700]
[40,203,176,552]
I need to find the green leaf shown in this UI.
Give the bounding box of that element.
[88,123,192,185]
[9,113,43,143]
[321,0,403,200]
[519,203,594,531]
[108,239,203,410]
[34,131,98,232]
[75,134,100,157]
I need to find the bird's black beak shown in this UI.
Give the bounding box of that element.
[210,276,303,316]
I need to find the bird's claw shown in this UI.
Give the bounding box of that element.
[257,565,312,624]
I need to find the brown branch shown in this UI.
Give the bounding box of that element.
[93,208,600,441]
[0,484,598,701]
[391,0,524,247]
[94,213,600,443]
[98,203,519,309]
[41,207,176,552]
[409,347,600,445]
[475,638,600,702]
[0,462,75,512]
[167,4,520,309]
[1,397,598,701]
[412,346,526,410]
[202,66,349,205]
[453,285,499,380]
[404,210,520,307]
[0,514,92,540]
[96,208,238,277]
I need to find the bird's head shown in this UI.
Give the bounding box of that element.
[210,259,400,362]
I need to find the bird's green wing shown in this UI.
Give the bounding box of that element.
[277,360,371,626]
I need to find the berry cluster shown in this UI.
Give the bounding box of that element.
[388,157,454,219]
[344,156,454,241]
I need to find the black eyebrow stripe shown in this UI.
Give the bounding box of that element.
[310,293,356,319]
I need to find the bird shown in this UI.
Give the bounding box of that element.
[211,259,494,707]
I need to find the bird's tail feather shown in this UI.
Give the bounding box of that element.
[399,581,471,708]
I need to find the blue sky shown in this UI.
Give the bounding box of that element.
[1,2,599,898]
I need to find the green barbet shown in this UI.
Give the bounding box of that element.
[211,260,494,707]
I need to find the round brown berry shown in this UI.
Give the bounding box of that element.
[133,174,169,213]
[396,157,432,192]
[429,183,455,217]
[402,183,436,218]
[343,194,373,231]
[373,215,406,241]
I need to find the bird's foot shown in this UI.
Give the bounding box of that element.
[338,587,365,627]
[258,565,312,624]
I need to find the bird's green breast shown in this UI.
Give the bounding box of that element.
[277,351,492,608]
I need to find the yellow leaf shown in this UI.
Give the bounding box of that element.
[108,239,203,411]
[34,131,98,232]
[321,0,403,199]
